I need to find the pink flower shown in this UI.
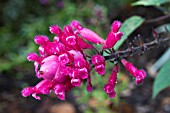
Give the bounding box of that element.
[49,25,62,35]
[21,80,55,100]
[92,54,105,75]
[102,21,123,49]
[39,55,59,81]
[104,65,118,98]
[121,59,147,85]
[34,35,49,45]
[71,20,106,44]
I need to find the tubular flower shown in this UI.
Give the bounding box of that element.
[70,20,106,44]
[104,65,119,98]
[121,59,147,85]
[102,21,123,49]
[91,54,105,75]
[22,20,147,100]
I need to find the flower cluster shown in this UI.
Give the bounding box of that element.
[22,20,147,100]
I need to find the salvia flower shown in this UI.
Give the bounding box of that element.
[104,65,118,98]
[22,20,147,100]
[121,59,147,85]
[71,20,106,44]
[102,21,123,49]
[92,54,105,75]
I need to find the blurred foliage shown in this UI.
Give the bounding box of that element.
[153,59,170,98]
[132,0,170,13]
[152,23,170,98]
[132,0,170,6]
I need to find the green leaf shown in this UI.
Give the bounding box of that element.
[155,23,170,33]
[114,16,144,50]
[132,0,170,6]
[153,59,170,98]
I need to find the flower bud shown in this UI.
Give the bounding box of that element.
[70,20,83,30]
[49,25,62,35]
[111,21,122,33]
[34,35,49,45]
[71,20,105,44]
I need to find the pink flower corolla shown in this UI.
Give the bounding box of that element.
[69,50,89,80]
[22,80,55,100]
[92,54,105,75]
[104,65,118,98]
[71,20,106,44]
[102,21,123,49]
[121,59,147,85]
[49,25,62,35]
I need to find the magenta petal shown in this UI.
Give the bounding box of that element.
[53,84,66,100]
[121,59,137,77]
[35,80,54,94]
[53,36,60,42]
[21,87,34,97]
[76,36,93,49]
[34,35,49,45]
[53,84,64,93]
[66,36,76,45]
[71,78,81,87]
[135,70,147,85]
[108,91,116,98]
[111,21,122,33]
[38,46,45,57]
[55,43,66,55]
[104,84,114,94]
[68,69,77,78]
[49,25,62,35]
[34,62,41,78]
[108,65,118,86]
[103,83,116,98]
[57,91,65,100]
[91,54,105,65]
[32,93,41,100]
[95,64,105,75]
[70,20,83,30]
[79,28,106,44]
[136,69,147,79]
[39,55,59,81]
[102,31,123,49]
[64,25,74,36]
[27,52,41,62]
[58,53,69,64]
[136,77,144,85]
[86,84,93,92]
[77,67,88,79]
[74,59,87,68]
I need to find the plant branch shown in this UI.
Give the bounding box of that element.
[104,32,170,61]
[145,13,170,23]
